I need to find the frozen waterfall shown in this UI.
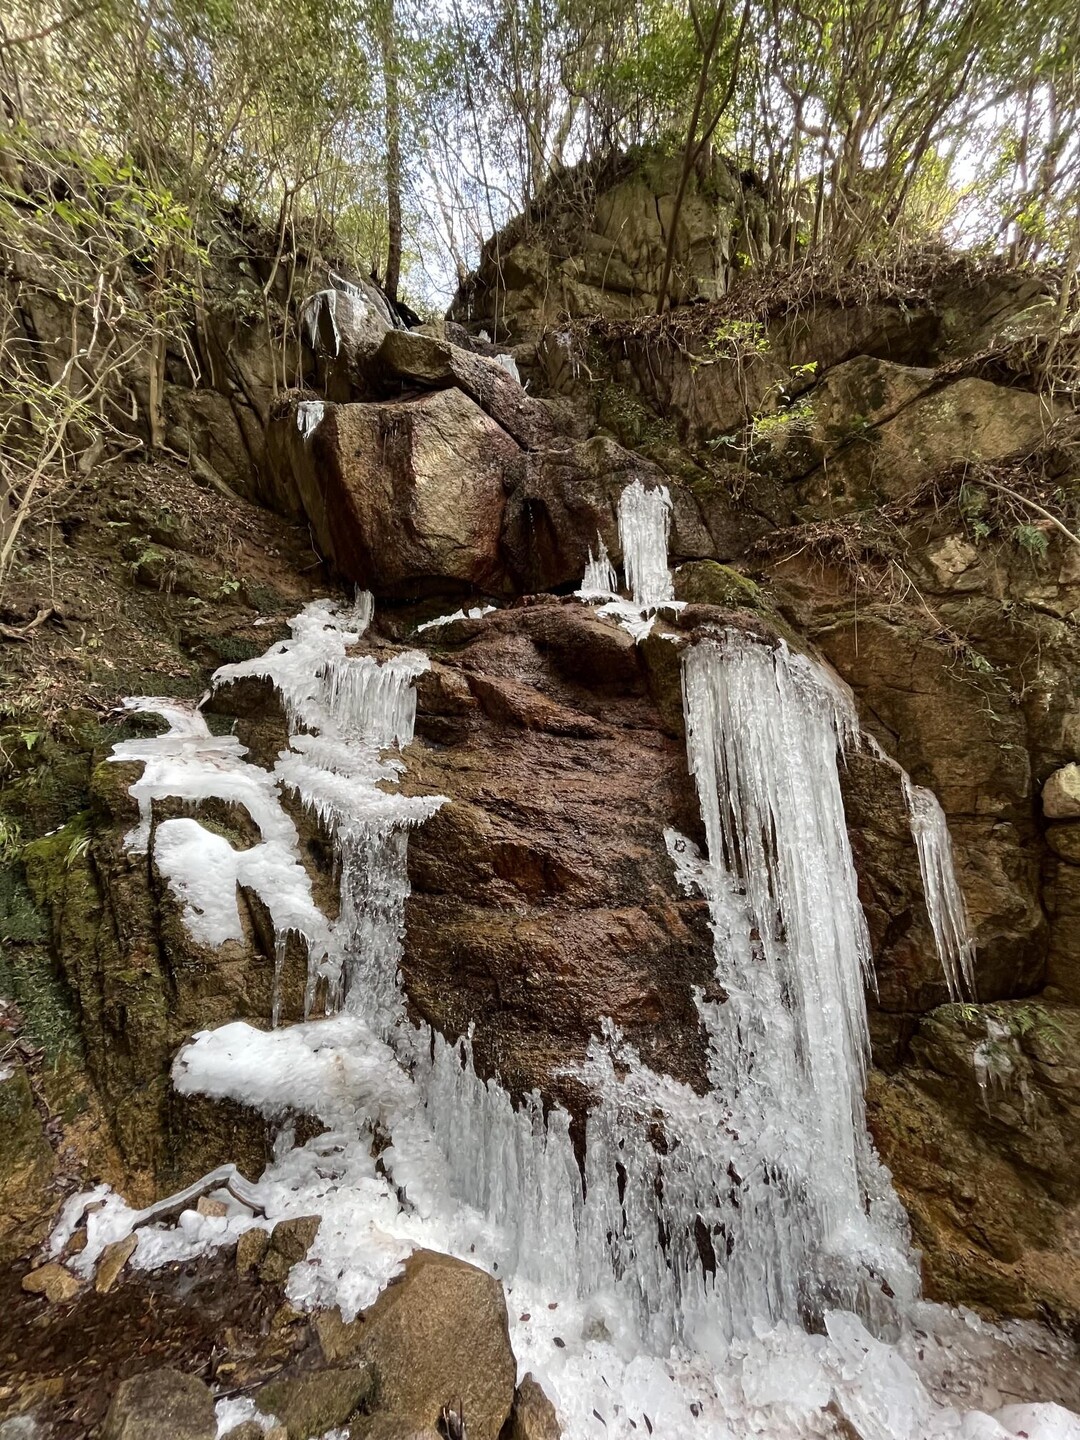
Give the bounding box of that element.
[85,590,1071,1440]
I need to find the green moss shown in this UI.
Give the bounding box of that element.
[595,382,678,452]
[0,864,48,944]
[22,812,92,910]
[673,561,764,609]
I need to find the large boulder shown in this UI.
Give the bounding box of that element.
[317,1252,516,1440]
[264,391,521,597]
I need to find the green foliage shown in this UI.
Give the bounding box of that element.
[1012,523,1050,559]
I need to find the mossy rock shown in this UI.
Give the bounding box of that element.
[674,561,763,609]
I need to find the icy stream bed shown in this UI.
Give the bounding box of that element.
[50,493,1077,1439]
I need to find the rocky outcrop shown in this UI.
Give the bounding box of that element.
[449,149,773,337]
[0,1058,56,1262]
[868,1002,1080,1331]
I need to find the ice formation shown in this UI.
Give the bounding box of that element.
[296,399,325,440]
[416,604,496,633]
[578,480,682,638]
[617,479,675,608]
[491,351,521,383]
[74,586,1074,1440]
[109,597,441,1022]
[901,775,977,999]
[578,534,618,599]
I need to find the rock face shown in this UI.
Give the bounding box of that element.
[0,1057,56,1262]
[868,1003,1080,1329]
[402,602,716,1101]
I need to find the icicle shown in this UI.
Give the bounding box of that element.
[578,533,617,599]
[321,651,426,748]
[901,776,976,1000]
[272,931,288,1029]
[617,480,674,608]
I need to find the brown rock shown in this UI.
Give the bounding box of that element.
[221,1423,264,1440]
[314,1307,365,1364]
[504,1374,561,1440]
[1046,824,1080,865]
[259,1216,320,1285]
[1044,763,1080,820]
[264,391,520,596]
[255,1367,376,1440]
[371,330,558,451]
[0,1057,57,1263]
[349,1417,441,1440]
[403,602,714,1103]
[21,1262,82,1304]
[102,1367,216,1440]
[95,1233,138,1293]
[798,376,1052,514]
[349,1251,516,1440]
[196,1195,229,1218]
[236,1226,271,1274]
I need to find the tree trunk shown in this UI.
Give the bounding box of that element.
[382,0,403,305]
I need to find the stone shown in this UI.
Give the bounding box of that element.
[1046,824,1080,865]
[259,1216,321,1285]
[349,1418,441,1440]
[314,1306,365,1364]
[196,1195,229,1218]
[673,560,762,610]
[503,1375,561,1440]
[348,1251,516,1440]
[20,1262,81,1304]
[1043,763,1080,819]
[102,1367,216,1440]
[95,1233,138,1293]
[302,286,392,399]
[370,330,558,450]
[263,391,520,597]
[221,1423,264,1440]
[236,1226,271,1274]
[255,1367,376,1440]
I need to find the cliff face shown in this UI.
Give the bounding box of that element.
[3,156,1080,1350]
